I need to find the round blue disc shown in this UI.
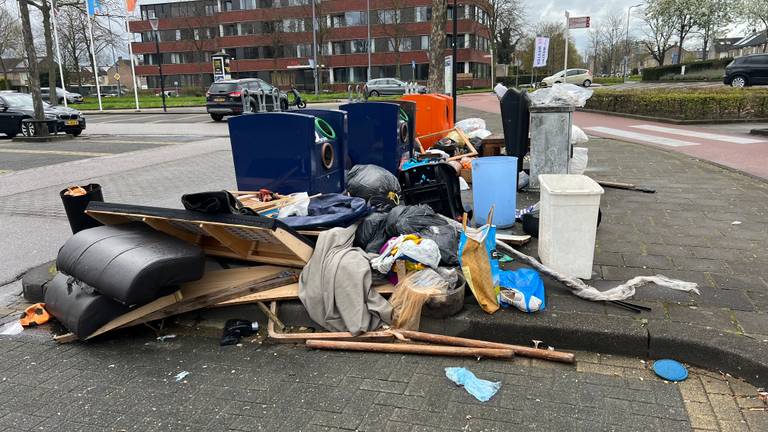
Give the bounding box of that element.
[653,359,688,382]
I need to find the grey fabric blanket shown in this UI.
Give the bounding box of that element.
[299,225,392,335]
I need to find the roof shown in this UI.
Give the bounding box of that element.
[0,58,26,72]
[714,37,741,53]
[733,31,767,49]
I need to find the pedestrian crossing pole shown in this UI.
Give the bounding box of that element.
[564,10,569,76]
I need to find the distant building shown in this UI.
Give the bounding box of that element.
[636,45,695,70]
[708,37,740,60]
[128,0,493,91]
[0,58,30,91]
[728,31,768,58]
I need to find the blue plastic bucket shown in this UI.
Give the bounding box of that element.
[472,156,518,227]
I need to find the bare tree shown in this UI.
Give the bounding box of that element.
[520,22,582,75]
[649,0,700,63]
[488,0,524,83]
[641,5,676,67]
[18,0,48,135]
[598,13,625,75]
[0,7,22,90]
[427,0,447,92]
[696,0,732,60]
[587,28,600,74]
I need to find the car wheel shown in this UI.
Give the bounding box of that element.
[21,122,35,137]
[5,133,17,139]
[583,79,592,87]
[731,75,748,88]
[69,129,82,137]
[369,90,380,97]
[210,114,224,122]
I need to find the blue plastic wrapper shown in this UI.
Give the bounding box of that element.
[444,367,501,402]
[497,268,546,313]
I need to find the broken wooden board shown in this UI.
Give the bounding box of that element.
[216,282,397,307]
[414,127,478,161]
[496,233,531,246]
[266,302,394,344]
[83,267,298,340]
[86,202,313,268]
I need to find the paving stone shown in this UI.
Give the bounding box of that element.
[695,288,756,311]
[733,311,768,335]
[622,254,674,270]
[700,375,733,395]
[672,256,729,273]
[684,401,719,430]
[717,419,750,432]
[667,305,737,331]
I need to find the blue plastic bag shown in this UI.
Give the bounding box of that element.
[445,367,501,402]
[497,268,546,313]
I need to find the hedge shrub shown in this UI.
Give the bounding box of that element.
[585,88,768,121]
[641,57,733,81]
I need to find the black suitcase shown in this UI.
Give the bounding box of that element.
[44,273,129,338]
[56,223,205,306]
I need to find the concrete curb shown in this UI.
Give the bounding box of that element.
[260,300,768,387]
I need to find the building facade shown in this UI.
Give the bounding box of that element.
[129,0,493,91]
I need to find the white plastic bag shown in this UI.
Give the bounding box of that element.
[569,147,589,175]
[467,129,492,139]
[494,83,508,99]
[529,83,593,107]
[455,118,486,134]
[278,192,310,218]
[570,125,589,145]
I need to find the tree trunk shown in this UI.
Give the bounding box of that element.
[42,0,57,105]
[677,23,685,64]
[18,0,48,136]
[427,0,447,92]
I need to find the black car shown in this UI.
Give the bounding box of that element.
[724,54,768,87]
[205,78,289,121]
[0,92,86,138]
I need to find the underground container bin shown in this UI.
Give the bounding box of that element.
[538,174,604,279]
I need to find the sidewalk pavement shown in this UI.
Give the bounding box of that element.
[2,329,765,432]
[0,103,767,423]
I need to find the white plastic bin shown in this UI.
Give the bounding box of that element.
[538,174,604,279]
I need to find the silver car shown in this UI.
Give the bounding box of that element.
[40,87,84,104]
[365,78,426,97]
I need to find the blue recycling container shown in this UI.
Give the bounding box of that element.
[339,102,412,174]
[228,111,346,194]
[472,156,518,228]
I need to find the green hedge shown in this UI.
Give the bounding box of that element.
[585,88,768,121]
[641,58,733,81]
[495,75,537,86]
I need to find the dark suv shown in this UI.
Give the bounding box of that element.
[724,54,768,87]
[205,78,289,121]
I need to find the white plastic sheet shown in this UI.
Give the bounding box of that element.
[529,83,594,107]
[455,118,486,134]
[570,125,589,144]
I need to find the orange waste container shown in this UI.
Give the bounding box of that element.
[401,94,455,149]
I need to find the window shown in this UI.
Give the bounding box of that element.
[415,6,431,22]
[376,9,399,24]
[746,55,768,64]
[566,69,580,76]
[351,39,368,53]
[346,11,366,26]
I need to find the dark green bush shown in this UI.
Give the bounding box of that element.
[585,88,768,120]
[641,58,733,81]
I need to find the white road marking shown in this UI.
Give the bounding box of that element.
[630,124,766,145]
[0,148,112,157]
[584,126,700,147]
[167,114,209,123]
[95,114,157,124]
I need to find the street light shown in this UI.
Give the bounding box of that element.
[366,0,371,82]
[624,3,643,83]
[451,0,457,123]
[149,17,167,112]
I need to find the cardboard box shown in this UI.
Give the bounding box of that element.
[460,168,472,184]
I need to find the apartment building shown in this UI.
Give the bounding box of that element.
[129,0,493,90]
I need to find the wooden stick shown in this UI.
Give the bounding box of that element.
[306,339,515,359]
[257,301,285,332]
[389,329,575,364]
[596,180,656,194]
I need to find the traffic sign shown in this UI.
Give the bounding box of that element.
[568,16,590,29]
[113,73,121,81]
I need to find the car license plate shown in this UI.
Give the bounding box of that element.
[214,97,225,103]
[65,119,79,126]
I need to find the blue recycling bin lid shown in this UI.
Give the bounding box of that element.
[653,359,688,382]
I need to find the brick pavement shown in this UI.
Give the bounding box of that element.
[3,330,760,432]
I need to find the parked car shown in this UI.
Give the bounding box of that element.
[0,92,86,138]
[724,54,768,87]
[40,87,84,104]
[540,69,593,87]
[365,78,427,97]
[205,78,289,121]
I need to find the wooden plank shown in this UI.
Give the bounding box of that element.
[85,267,294,339]
[200,223,254,257]
[142,217,199,244]
[306,340,515,359]
[53,332,78,344]
[496,233,531,246]
[216,282,396,306]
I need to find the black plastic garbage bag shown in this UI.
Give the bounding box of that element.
[384,205,459,266]
[182,191,255,216]
[347,164,401,201]
[354,212,390,253]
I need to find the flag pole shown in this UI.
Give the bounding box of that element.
[124,10,140,111]
[86,0,103,111]
[51,0,68,107]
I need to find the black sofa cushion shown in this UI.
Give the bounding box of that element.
[57,223,205,306]
[44,273,129,338]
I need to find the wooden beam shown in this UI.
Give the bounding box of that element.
[142,217,199,243]
[200,223,254,258]
[306,340,515,359]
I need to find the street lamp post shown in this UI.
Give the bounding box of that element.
[311,0,319,95]
[451,0,457,123]
[149,18,167,112]
[366,0,371,81]
[624,4,643,83]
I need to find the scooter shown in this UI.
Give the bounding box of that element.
[288,87,306,109]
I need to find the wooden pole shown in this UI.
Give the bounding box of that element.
[390,329,575,364]
[306,339,515,359]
